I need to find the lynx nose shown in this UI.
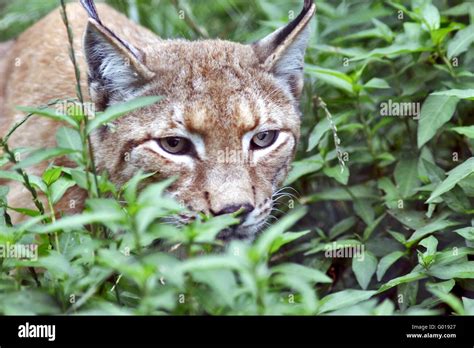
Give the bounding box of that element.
[212,203,255,220]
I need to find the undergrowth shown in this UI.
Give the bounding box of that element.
[0,0,473,315]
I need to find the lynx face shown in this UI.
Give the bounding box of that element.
[81,0,316,240]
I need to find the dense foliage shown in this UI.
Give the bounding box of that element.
[0,0,473,315]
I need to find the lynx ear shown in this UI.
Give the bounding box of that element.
[80,0,155,109]
[252,0,315,99]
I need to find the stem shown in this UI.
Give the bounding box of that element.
[47,190,61,253]
[1,186,41,287]
[0,98,75,218]
[317,96,346,173]
[1,143,60,250]
[111,274,123,306]
[131,218,142,253]
[2,99,70,146]
[3,143,45,215]
[438,48,455,78]
[59,0,101,199]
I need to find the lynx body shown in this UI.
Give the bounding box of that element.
[0,0,315,239]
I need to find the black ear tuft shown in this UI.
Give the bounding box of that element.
[271,0,315,53]
[252,0,316,99]
[80,1,155,109]
[79,0,101,23]
[80,0,144,62]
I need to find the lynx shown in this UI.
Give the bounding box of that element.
[0,0,316,240]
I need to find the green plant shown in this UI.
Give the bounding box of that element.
[0,0,473,315]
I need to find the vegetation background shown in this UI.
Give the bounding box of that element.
[0,0,473,315]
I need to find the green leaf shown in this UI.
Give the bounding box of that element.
[363,77,390,89]
[388,209,428,229]
[350,42,428,62]
[417,95,459,148]
[388,230,407,245]
[407,218,459,243]
[135,179,182,233]
[451,125,474,138]
[37,251,74,279]
[191,269,237,307]
[50,177,76,204]
[193,215,240,243]
[422,159,471,212]
[454,226,474,240]
[0,170,23,182]
[42,167,62,186]
[0,290,60,315]
[431,22,464,45]
[418,235,439,268]
[429,261,474,279]
[31,211,124,233]
[426,279,455,294]
[462,297,474,315]
[122,171,156,204]
[459,173,474,197]
[253,207,307,259]
[271,263,332,284]
[377,272,427,293]
[272,273,317,314]
[12,148,76,170]
[86,96,162,135]
[426,157,474,203]
[284,155,324,185]
[353,198,374,226]
[317,290,376,314]
[329,216,357,239]
[376,251,405,281]
[56,127,83,164]
[69,169,97,192]
[16,106,78,128]
[323,165,349,185]
[269,230,311,254]
[178,255,244,274]
[447,25,474,59]
[371,18,393,42]
[307,112,350,151]
[432,89,474,100]
[442,3,474,16]
[419,235,438,256]
[434,247,474,266]
[420,157,443,183]
[421,4,440,31]
[397,279,419,311]
[362,213,385,241]
[394,158,419,198]
[427,288,465,315]
[352,251,377,290]
[305,64,354,94]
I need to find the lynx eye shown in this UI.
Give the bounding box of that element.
[158,137,192,155]
[250,130,279,149]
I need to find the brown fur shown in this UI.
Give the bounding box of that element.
[0,1,315,239]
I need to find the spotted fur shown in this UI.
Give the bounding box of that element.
[0,1,316,240]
